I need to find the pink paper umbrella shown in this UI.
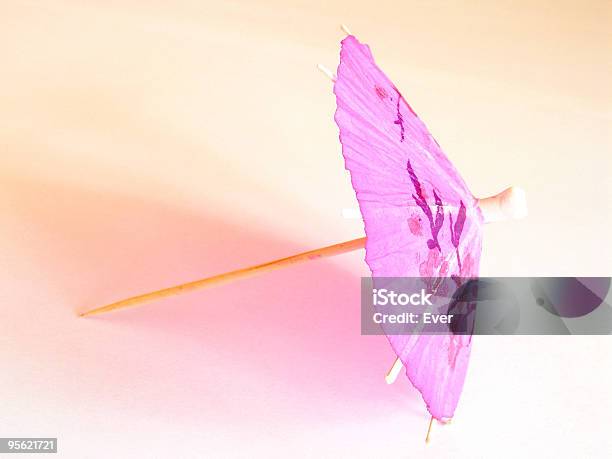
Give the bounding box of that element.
[334,34,483,426]
[80,29,527,442]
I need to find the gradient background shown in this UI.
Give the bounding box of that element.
[1,1,611,457]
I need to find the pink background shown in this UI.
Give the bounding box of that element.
[1,1,611,457]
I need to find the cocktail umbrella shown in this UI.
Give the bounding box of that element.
[80,30,526,440]
[334,33,484,437]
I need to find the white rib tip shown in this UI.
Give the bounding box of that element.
[341,24,352,36]
[501,186,528,220]
[385,374,397,385]
[478,185,528,223]
[385,357,404,384]
[317,64,336,82]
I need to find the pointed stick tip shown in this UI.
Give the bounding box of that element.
[79,304,113,317]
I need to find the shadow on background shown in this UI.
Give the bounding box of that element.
[1,174,424,427]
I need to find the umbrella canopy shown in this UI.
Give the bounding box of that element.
[334,35,484,420]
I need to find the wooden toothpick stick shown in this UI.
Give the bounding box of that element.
[425,416,434,444]
[79,237,366,317]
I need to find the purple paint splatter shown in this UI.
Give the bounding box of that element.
[449,201,466,270]
[374,85,388,99]
[406,159,444,251]
[394,90,405,142]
